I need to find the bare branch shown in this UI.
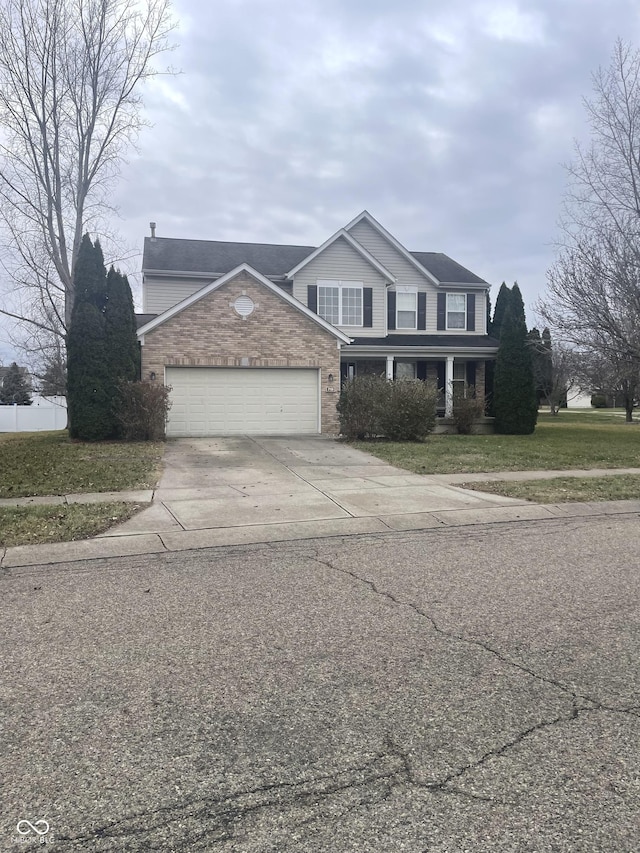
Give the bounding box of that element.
[0,0,176,352]
[543,40,640,421]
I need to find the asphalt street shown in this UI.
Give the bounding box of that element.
[2,513,639,852]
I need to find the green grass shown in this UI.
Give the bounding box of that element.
[0,502,148,547]
[0,431,164,498]
[353,410,640,475]
[459,475,640,504]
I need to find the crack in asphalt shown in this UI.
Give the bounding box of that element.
[310,551,639,722]
[56,749,407,850]
[59,732,519,852]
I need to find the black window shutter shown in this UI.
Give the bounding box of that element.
[416,361,427,381]
[387,290,396,330]
[307,285,317,313]
[363,288,373,327]
[417,292,427,330]
[466,293,476,331]
[466,361,476,388]
[437,293,446,331]
[436,361,446,390]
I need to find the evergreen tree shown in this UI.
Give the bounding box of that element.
[527,327,545,405]
[67,235,112,440]
[493,296,538,435]
[490,282,511,338]
[105,267,140,435]
[0,362,32,405]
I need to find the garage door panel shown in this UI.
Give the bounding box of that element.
[165,367,320,436]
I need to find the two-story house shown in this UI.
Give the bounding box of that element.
[137,211,499,437]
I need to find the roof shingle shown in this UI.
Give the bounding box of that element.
[143,237,488,285]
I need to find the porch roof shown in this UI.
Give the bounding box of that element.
[346,334,499,349]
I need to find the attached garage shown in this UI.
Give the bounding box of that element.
[166,367,320,437]
[138,265,350,436]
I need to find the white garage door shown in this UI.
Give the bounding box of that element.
[166,367,320,436]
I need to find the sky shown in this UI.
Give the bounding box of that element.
[2,0,640,362]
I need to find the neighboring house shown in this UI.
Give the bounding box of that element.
[137,211,499,437]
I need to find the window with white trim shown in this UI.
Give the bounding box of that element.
[317,280,363,326]
[396,290,417,329]
[396,361,416,380]
[446,293,466,330]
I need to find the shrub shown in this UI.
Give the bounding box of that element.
[452,388,485,434]
[378,380,438,441]
[336,375,386,439]
[591,394,607,408]
[115,381,172,440]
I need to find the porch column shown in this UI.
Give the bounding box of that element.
[386,355,394,380]
[445,355,454,417]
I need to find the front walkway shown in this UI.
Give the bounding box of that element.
[3,437,640,568]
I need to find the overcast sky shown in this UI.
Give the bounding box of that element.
[2,0,640,362]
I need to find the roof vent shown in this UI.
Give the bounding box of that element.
[149,222,156,240]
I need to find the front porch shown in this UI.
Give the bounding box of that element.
[340,355,489,418]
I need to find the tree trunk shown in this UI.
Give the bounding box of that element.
[625,396,634,422]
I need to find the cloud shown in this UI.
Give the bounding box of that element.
[105,0,640,326]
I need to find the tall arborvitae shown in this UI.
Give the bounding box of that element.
[490,282,511,338]
[105,266,140,435]
[67,235,112,440]
[493,285,538,434]
[105,267,139,382]
[486,285,508,416]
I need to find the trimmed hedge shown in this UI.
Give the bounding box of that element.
[337,376,438,441]
[452,388,485,435]
[115,381,172,440]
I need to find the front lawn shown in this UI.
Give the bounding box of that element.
[353,410,640,474]
[459,474,640,504]
[0,502,148,547]
[0,431,164,498]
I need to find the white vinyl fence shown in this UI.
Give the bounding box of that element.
[0,396,67,432]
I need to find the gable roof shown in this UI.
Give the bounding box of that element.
[344,210,441,286]
[285,229,396,281]
[143,237,314,278]
[142,215,489,287]
[137,263,352,344]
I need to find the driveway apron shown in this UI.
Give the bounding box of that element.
[101,436,526,542]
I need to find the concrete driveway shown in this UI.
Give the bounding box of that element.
[103,436,529,548]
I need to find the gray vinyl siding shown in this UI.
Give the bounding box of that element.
[348,220,437,335]
[292,235,386,336]
[349,220,488,335]
[143,276,214,313]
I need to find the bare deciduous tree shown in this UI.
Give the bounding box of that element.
[539,39,640,422]
[0,0,175,343]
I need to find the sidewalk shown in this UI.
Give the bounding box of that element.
[3,466,640,569]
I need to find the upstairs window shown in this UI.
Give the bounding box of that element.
[396,290,417,329]
[317,280,363,326]
[446,293,466,330]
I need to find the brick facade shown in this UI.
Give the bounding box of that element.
[141,271,341,433]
